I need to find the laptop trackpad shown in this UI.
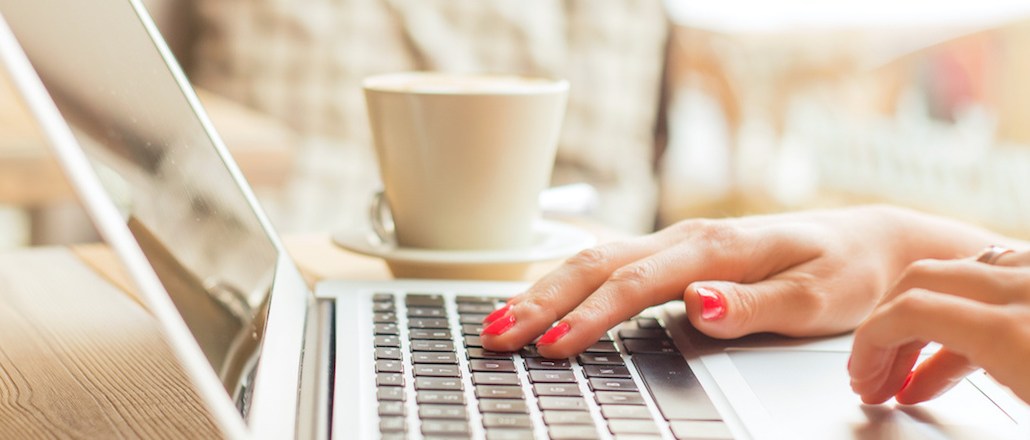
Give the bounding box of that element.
[724,350,1021,439]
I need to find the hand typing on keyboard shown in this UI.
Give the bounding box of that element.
[479,206,1018,364]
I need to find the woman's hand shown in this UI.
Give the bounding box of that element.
[849,249,1030,405]
[480,205,1009,359]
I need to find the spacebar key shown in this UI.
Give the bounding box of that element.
[632,354,721,421]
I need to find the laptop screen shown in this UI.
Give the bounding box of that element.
[1,1,278,407]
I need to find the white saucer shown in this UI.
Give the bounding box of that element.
[332,220,596,280]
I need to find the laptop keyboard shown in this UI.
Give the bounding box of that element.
[370,292,732,440]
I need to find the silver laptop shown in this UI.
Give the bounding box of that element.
[2,1,1028,439]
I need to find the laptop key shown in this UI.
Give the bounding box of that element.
[411,340,455,352]
[543,410,594,425]
[414,364,461,377]
[419,404,468,420]
[623,339,678,355]
[408,307,447,318]
[372,302,395,312]
[374,323,400,335]
[375,347,403,360]
[408,318,450,329]
[485,429,535,440]
[412,352,459,364]
[600,405,652,419]
[583,365,632,379]
[472,372,520,386]
[378,401,406,416]
[463,335,484,347]
[617,329,669,340]
[519,346,541,358]
[533,383,582,397]
[417,390,466,405]
[372,292,395,302]
[409,329,452,340]
[525,358,571,370]
[475,385,523,399]
[479,399,528,413]
[376,373,405,387]
[373,312,397,323]
[608,419,660,435]
[669,421,733,440]
[374,335,401,347]
[457,303,497,314]
[455,295,496,304]
[459,314,489,324]
[379,416,406,432]
[529,370,576,383]
[537,396,588,411]
[598,331,615,342]
[632,353,721,421]
[589,378,638,392]
[415,377,464,391]
[405,294,445,307]
[585,341,619,353]
[462,324,484,335]
[420,420,470,436]
[578,354,624,366]
[595,391,645,405]
[376,387,405,401]
[469,359,516,373]
[635,318,662,329]
[482,413,533,429]
[467,348,514,360]
[548,425,599,440]
[375,360,404,374]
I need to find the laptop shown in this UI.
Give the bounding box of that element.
[1,1,1028,439]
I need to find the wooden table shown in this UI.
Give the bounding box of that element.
[0,234,589,438]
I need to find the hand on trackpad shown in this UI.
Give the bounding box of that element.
[727,350,1019,439]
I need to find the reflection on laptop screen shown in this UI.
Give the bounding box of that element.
[1,1,277,409]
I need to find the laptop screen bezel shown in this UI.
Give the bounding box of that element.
[0,2,313,438]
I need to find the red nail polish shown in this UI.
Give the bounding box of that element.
[537,322,571,346]
[483,304,512,324]
[697,287,726,320]
[900,371,914,392]
[482,314,516,335]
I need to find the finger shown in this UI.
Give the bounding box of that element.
[876,259,1019,309]
[681,271,852,340]
[895,349,977,405]
[533,225,822,358]
[481,234,673,352]
[991,249,1030,268]
[850,290,1001,404]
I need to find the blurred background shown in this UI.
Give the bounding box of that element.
[2,0,1030,249]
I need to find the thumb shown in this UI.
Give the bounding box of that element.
[684,279,817,339]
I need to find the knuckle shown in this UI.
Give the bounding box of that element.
[566,245,615,271]
[890,288,934,316]
[900,259,945,281]
[608,261,657,293]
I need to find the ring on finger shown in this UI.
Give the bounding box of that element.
[975,245,1014,265]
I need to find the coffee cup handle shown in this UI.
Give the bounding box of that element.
[369,190,396,245]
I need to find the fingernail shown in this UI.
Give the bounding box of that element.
[483,304,512,324]
[537,322,572,346]
[697,287,726,320]
[899,371,914,392]
[482,314,516,335]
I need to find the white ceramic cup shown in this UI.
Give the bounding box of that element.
[364,72,568,250]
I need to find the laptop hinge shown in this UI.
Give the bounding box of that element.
[296,299,335,440]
